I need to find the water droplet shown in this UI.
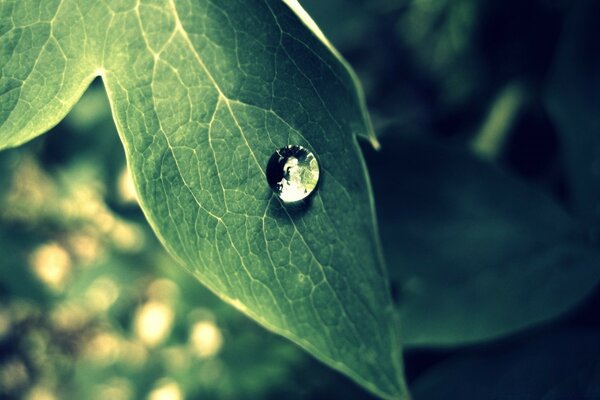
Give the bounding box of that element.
[266,145,320,203]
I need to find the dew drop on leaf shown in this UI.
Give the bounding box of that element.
[266,145,320,203]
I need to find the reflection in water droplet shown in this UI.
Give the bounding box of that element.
[266,145,320,203]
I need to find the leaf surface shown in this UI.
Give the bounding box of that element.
[0,0,406,397]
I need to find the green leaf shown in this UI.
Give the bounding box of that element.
[412,330,600,399]
[365,135,600,347]
[546,0,600,229]
[0,0,406,398]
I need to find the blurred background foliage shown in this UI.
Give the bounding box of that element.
[1,0,599,399]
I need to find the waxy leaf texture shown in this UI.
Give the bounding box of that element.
[0,0,407,398]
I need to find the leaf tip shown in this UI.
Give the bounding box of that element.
[370,134,382,151]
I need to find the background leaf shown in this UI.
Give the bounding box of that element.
[546,0,600,230]
[0,0,406,398]
[363,135,600,346]
[412,330,600,400]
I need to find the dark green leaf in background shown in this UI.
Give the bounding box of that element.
[412,330,600,400]
[546,0,600,230]
[0,0,406,398]
[365,135,600,347]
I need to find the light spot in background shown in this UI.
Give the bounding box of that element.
[470,82,525,160]
[147,279,179,303]
[83,332,121,365]
[161,346,190,372]
[86,277,119,312]
[196,360,225,386]
[95,377,133,400]
[2,157,142,261]
[120,340,148,368]
[25,386,56,400]
[50,303,88,331]
[29,243,71,291]
[0,358,29,392]
[148,379,183,400]
[66,233,104,265]
[134,302,174,347]
[91,211,116,232]
[62,183,105,222]
[4,156,54,220]
[23,329,50,366]
[109,223,145,253]
[118,167,139,204]
[189,321,223,358]
[9,300,38,324]
[57,171,143,254]
[0,308,11,340]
